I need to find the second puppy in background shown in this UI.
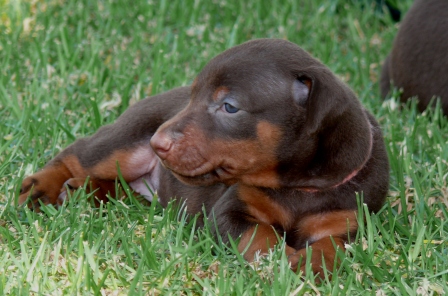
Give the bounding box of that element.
[380,0,448,115]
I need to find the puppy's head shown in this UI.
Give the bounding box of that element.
[150,39,373,190]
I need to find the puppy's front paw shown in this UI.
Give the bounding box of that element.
[287,250,303,273]
[57,177,88,206]
[288,236,344,279]
[19,167,71,211]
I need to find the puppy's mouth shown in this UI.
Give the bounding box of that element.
[169,165,236,186]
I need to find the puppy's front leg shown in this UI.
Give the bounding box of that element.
[19,86,191,210]
[19,156,75,208]
[289,210,358,276]
[288,236,345,275]
[18,138,153,209]
[210,185,297,264]
[238,224,297,261]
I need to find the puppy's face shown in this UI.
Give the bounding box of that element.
[150,39,371,190]
[151,42,311,187]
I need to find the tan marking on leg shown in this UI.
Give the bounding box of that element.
[289,236,345,277]
[297,210,358,243]
[288,210,357,277]
[61,155,88,178]
[19,162,73,206]
[89,145,154,181]
[238,224,296,261]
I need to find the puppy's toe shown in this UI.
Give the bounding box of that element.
[19,177,36,195]
[288,251,304,273]
[19,187,52,212]
[289,247,332,279]
[18,172,70,210]
[58,178,88,204]
[62,178,86,191]
[18,177,48,209]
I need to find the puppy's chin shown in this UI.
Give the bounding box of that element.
[170,167,237,186]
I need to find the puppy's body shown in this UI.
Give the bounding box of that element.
[380,0,448,114]
[20,39,389,275]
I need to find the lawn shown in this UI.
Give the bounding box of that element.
[0,0,447,294]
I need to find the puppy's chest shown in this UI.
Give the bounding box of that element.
[238,186,312,231]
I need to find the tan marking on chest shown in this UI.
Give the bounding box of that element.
[238,185,292,229]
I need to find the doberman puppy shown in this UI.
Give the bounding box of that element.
[19,39,390,276]
[380,0,448,115]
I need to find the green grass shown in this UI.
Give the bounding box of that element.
[1,0,447,294]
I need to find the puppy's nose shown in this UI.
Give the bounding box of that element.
[150,132,173,160]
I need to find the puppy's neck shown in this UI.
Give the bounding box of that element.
[298,128,374,193]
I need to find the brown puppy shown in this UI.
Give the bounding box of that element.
[19,39,389,276]
[380,0,448,114]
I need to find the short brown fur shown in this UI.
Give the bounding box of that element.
[19,39,389,278]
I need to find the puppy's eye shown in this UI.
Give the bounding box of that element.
[223,102,239,113]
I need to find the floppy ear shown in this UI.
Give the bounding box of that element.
[282,67,373,190]
[300,68,355,135]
